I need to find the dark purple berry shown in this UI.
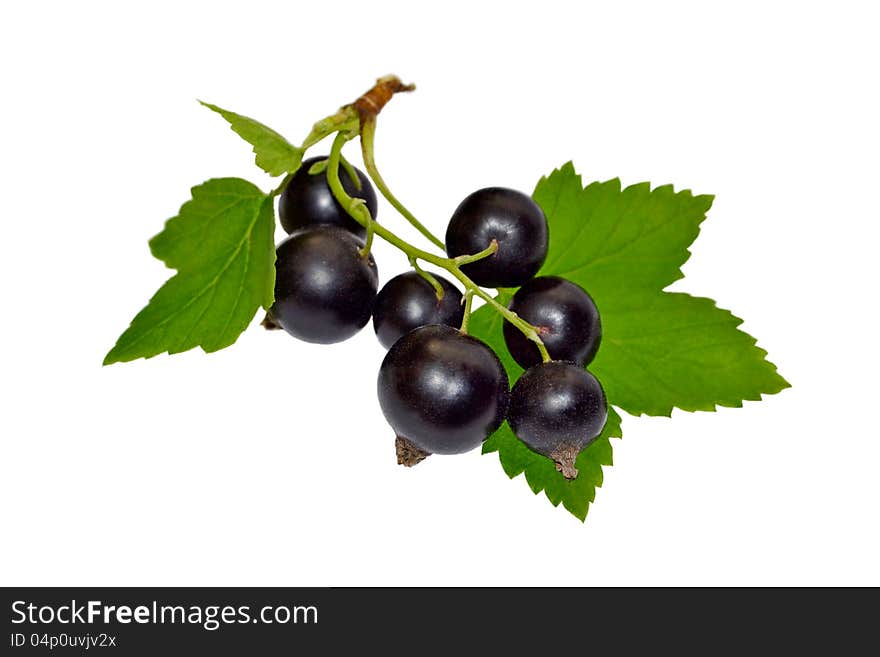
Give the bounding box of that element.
[503,276,602,369]
[507,361,607,479]
[278,156,377,238]
[372,272,464,349]
[268,226,377,344]
[445,187,548,288]
[377,325,509,462]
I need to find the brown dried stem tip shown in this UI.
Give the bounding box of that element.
[549,443,580,480]
[395,435,431,467]
[353,75,415,123]
[261,311,282,330]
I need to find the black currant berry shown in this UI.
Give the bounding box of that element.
[377,325,509,463]
[372,272,464,349]
[503,276,602,369]
[507,361,607,479]
[445,187,548,288]
[278,156,377,238]
[267,226,378,344]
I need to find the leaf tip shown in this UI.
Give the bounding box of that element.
[599,177,623,194]
[570,508,589,523]
[147,233,164,260]
[769,371,792,394]
[102,347,119,367]
[697,192,716,214]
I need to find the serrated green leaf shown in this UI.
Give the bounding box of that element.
[470,163,788,520]
[591,292,789,416]
[149,178,267,270]
[535,162,714,296]
[200,101,303,177]
[534,162,789,416]
[104,178,275,365]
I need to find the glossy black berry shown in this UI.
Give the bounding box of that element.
[503,276,602,369]
[269,226,378,344]
[372,272,464,349]
[278,156,377,238]
[445,187,548,288]
[507,362,607,479]
[377,325,509,461]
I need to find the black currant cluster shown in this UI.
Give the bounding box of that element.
[266,157,607,478]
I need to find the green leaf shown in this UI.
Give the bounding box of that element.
[470,162,788,520]
[535,162,714,297]
[483,411,621,521]
[200,101,303,177]
[104,178,275,365]
[591,292,790,416]
[148,178,267,270]
[534,162,789,415]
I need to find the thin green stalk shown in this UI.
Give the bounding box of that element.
[301,106,359,150]
[327,133,438,262]
[408,256,445,299]
[360,119,446,250]
[269,172,293,198]
[340,155,361,191]
[455,239,498,266]
[326,132,550,362]
[269,109,360,199]
[361,215,375,257]
[459,289,475,334]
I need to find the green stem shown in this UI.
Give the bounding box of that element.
[361,224,375,257]
[340,155,361,191]
[301,106,359,150]
[460,289,475,334]
[455,239,498,266]
[269,173,292,198]
[360,119,446,250]
[268,108,360,199]
[408,256,445,300]
[326,132,550,362]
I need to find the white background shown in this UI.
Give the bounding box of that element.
[1,1,878,586]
